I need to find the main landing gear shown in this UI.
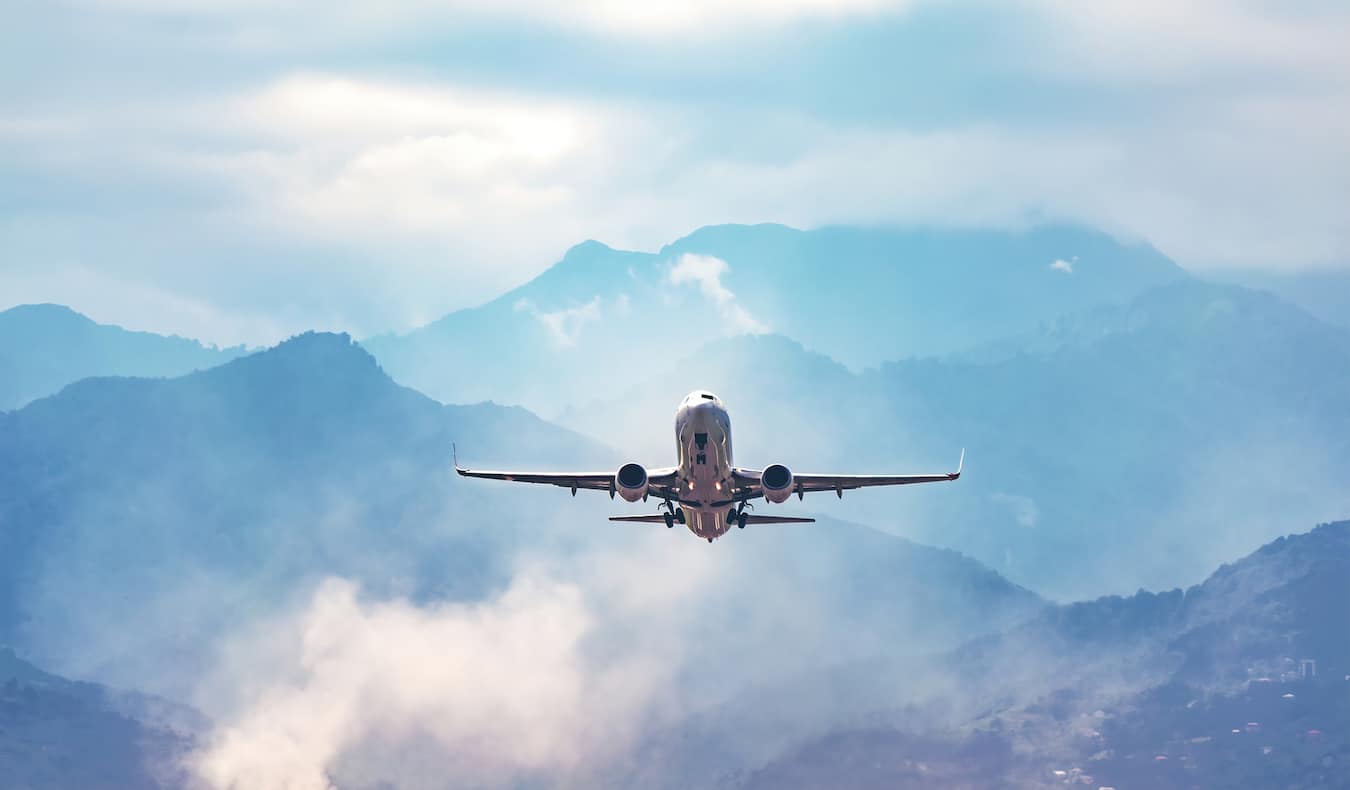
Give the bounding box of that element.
[659,500,685,529]
[727,502,750,529]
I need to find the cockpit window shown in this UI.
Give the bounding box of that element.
[700,393,716,400]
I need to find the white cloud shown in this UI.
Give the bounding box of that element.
[189,540,721,789]
[991,492,1040,528]
[5,2,1350,344]
[1026,0,1350,84]
[1049,258,1073,274]
[72,0,911,39]
[667,253,767,334]
[514,296,603,347]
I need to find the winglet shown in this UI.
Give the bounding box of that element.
[452,443,466,475]
[951,448,965,480]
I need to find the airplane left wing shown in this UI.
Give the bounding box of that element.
[731,450,963,501]
[453,446,678,499]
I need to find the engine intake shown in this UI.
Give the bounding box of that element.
[615,462,649,502]
[761,463,794,504]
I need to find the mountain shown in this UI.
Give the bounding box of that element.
[364,224,1186,413]
[1211,267,1350,332]
[0,331,613,697]
[560,280,1350,599]
[0,329,1058,789]
[737,520,1350,790]
[0,330,1047,711]
[1,648,193,790]
[5,520,1341,789]
[0,303,246,411]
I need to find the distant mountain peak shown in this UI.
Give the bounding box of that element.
[0,302,92,322]
[206,331,389,391]
[561,238,616,259]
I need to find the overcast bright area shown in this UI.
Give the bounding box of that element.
[3,0,1347,345]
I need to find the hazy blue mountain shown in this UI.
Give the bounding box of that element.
[0,303,246,411]
[0,331,614,694]
[0,330,1050,709]
[364,224,1185,413]
[736,520,1350,790]
[1,648,192,790]
[561,280,1350,599]
[1210,267,1350,332]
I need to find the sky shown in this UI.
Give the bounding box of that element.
[2,0,1347,346]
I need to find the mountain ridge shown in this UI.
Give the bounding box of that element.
[0,303,247,412]
[363,222,1188,412]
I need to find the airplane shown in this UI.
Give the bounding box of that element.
[454,390,963,543]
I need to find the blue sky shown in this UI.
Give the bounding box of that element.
[2,1,1347,344]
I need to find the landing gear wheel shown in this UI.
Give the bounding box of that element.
[675,508,686,524]
[706,537,713,544]
[664,512,674,529]
[737,512,747,529]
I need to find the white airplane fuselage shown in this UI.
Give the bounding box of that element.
[674,391,739,540]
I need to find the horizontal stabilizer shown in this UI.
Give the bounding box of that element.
[741,515,816,524]
[607,514,816,525]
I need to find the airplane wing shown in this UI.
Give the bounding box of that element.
[731,450,963,501]
[609,514,816,524]
[453,445,678,499]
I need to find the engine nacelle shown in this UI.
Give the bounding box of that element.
[760,463,794,504]
[615,462,649,502]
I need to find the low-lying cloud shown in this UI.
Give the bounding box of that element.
[667,253,767,335]
[514,296,604,347]
[189,540,721,789]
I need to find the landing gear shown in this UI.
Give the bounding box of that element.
[731,499,750,529]
[706,537,713,543]
[658,499,681,528]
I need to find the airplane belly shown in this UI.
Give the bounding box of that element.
[685,506,730,540]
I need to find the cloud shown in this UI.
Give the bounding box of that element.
[991,492,1040,528]
[190,542,721,789]
[514,296,603,347]
[68,0,911,39]
[667,253,767,334]
[4,4,1349,344]
[1049,258,1073,274]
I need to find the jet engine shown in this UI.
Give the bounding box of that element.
[615,462,649,502]
[760,463,794,503]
